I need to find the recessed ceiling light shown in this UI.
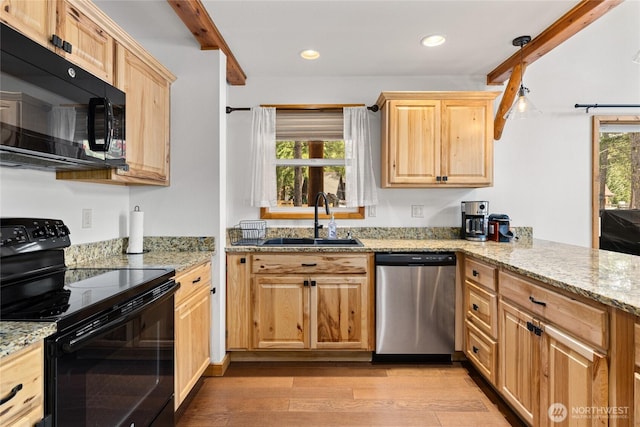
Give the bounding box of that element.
[300,49,320,60]
[420,34,446,47]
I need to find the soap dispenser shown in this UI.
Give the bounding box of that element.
[328,214,337,239]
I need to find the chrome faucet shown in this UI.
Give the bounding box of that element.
[314,192,330,239]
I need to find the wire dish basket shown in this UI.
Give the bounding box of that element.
[228,220,267,245]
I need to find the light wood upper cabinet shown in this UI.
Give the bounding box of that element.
[1,0,114,83]
[112,45,171,184]
[55,0,114,83]
[377,91,499,188]
[0,0,54,48]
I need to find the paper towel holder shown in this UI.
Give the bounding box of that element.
[126,205,147,255]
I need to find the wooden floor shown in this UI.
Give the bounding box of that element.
[176,361,525,427]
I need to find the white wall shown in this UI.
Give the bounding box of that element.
[0,168,130,243]
[227,1,640,248]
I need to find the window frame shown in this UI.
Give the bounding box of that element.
[259,104,367,220]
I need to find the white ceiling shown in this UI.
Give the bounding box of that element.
[96,0,579,80]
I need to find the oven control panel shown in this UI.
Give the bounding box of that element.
[0,218,71,256]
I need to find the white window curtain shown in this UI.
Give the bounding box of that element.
[344,106,378,207]
[250,106,277,207]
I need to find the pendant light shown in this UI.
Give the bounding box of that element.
[504,35,542,119]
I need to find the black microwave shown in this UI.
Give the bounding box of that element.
[0,23,127,171]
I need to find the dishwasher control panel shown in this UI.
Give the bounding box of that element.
[375,252,456,266]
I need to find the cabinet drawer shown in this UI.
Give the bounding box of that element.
[252,254,368,274]
[465,281,497,338]
[175,261,211,305]
[0,341,44,426]
[499,270,607,349]
[465,258,496,291]
[465,320,497,385]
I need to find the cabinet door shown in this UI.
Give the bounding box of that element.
[175,283,211,409]
[56,0,114,83]
[115,45,170,185]
[540,324,608,427]
[0,0,54,48]
[382,99,441,186]
[441,100,493,186]
[499,300,539,426]
[311,276,369,350]
[226,254,251,350]
[252,276,309,349]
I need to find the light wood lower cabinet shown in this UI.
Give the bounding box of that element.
[499,300,538,426]
[252,274,369,350]
[174,261,211,409]
[463,256,498,386]
[227,252,373,351]
[499,270,610,427]
[0,341,44,427]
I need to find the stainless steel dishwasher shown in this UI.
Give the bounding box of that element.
[374,252,456,362]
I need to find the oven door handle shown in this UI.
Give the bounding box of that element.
[60,282,176,353]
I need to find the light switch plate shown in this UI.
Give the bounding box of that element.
[368,206,377,217]
[411,205,424,218]
[82,208,92,229]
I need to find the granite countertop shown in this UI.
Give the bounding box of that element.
[0,322,57,359]
[226,237,640,317]
[67,250,214,272]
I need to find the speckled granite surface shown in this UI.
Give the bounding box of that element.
[234,226,533,243]
[65,236,215,265]
[68,250,214,272]
[227,236,640,317]
[0,322,56,359]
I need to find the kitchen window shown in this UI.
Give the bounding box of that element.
[252,106,377,219]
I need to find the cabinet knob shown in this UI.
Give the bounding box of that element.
[472,346,479,354]
[311,280,316,287]
[240,257,246,264]
[472,270,479,277]
[472,303,479,311]
[304,280,309,287]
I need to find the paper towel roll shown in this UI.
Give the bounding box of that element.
[127,206,144,254]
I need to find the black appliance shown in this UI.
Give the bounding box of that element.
[599,209,640,256]
[0,218,177,427]
[0,23,127,171]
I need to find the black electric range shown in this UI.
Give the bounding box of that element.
[0,218,177,427]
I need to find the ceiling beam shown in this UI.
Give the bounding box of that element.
[487,0,623,85]
[494,62,526,140]
[167,0,247,85]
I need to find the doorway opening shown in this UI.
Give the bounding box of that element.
[591,116,640,254]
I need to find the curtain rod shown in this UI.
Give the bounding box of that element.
[575,104,640,113]
[226,104,379,114]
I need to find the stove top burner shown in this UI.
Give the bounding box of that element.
[1,268,175,328]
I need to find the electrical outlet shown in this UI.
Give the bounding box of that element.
[82,208,92,229]
[411,205,424,218]
[368,205,377,217]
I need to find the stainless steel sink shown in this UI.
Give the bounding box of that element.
[259,237,363,247]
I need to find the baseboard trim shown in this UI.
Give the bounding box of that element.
[204,353,230,377]
[228,351,373,362]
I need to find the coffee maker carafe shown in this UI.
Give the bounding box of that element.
[461,201,489,241]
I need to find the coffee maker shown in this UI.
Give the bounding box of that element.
[461,201,489,241]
